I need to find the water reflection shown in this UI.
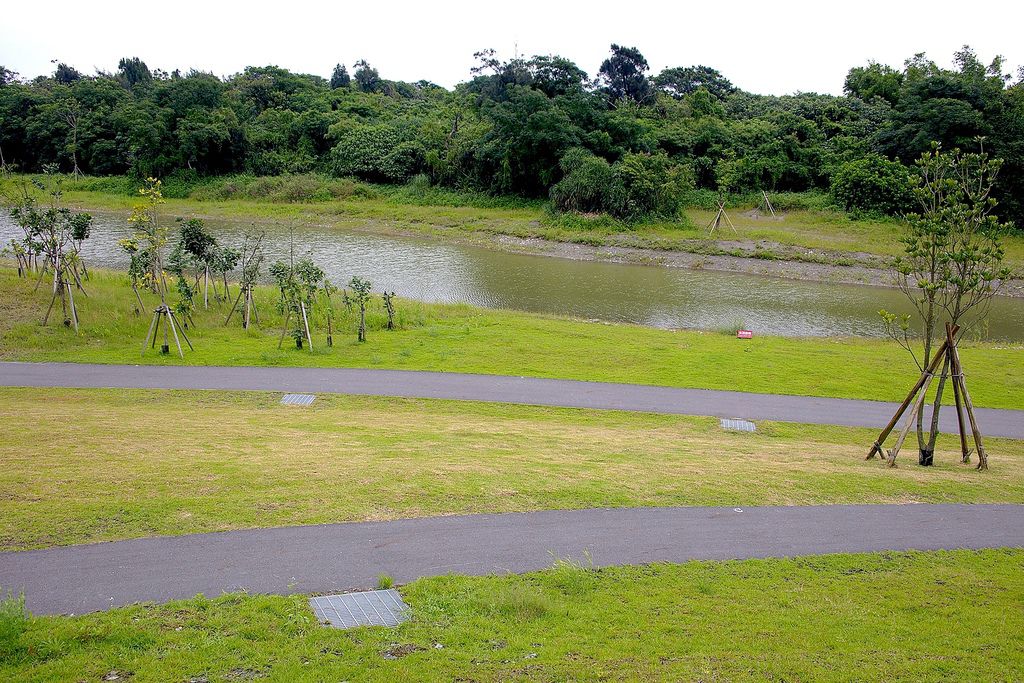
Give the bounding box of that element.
[3,211,1022,340]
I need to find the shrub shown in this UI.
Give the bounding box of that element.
[551,148,692,221]
[330,125,425,183]
[550,147,617,214]
[829,154,914,216]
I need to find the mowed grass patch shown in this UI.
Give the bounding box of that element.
[1,387,1022,551]
[3,550,1022,681]
[2,267,1022,409]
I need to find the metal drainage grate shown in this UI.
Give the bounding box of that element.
[720,418,756,432]
[310,589,410,629]
[281,393,316,406]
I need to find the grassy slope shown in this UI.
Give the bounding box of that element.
[2,387,1021,551]
[2,268,1022,408]
[3,550,1022,681]
[9,175,1023,266]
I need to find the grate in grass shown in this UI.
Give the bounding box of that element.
[720,418,756,432]
[281,394,316,406]
[310,589,410,629]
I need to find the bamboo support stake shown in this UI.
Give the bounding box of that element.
[300,301,313,351]
[164,307,185,358]
[67,282,79,332]
[168,309,194,351]
[142,310,159,355]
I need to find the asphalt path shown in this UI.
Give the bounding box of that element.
[2,504,1022,615]
[2,362,1023,437]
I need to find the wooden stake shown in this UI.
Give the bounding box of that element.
[945,323,971,462]
[951,343,987,471]
[887,370,935,467]
[866,333,954,459]
[133,286,146,314]
[278,309,292,349]
[142,309,159,355]
[761,190,777,218]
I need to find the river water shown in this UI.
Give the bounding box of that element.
[3,212,1023,340]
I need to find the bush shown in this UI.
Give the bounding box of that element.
[550,148,692,221]
[330,125,425,183]
[612,152,691,220]
[829,154,914,216]
[550,148,617,214]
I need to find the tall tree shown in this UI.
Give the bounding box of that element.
[53,62,81,84]
[353,59,382,93]
[117,57,152,88]
[330,63,350,89]
[598,44,653,105]
[655,65,736,100]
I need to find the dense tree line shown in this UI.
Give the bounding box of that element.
[1,45,1022,224]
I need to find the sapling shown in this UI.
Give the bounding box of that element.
[345,276,373,342]
[382,290,396,330]
[5,174,93,330]
[879,144,1011,468]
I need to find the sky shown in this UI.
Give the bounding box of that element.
[2,0,1022,95]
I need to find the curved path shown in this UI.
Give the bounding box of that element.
[2,362,1023,437]
[2,504,1023,615]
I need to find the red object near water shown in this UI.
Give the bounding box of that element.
[737,330,753,339]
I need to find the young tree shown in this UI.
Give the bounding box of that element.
[382,290,396,330]
[345,276,372,342]
[6,175,93,329]
[270,253,325,349]
[125,178,168,293]
[881,144,1011,466]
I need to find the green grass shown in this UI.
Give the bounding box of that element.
[9,173,1022,266]
[2,387,1022,551]
[3,550,1022,681]
[2,267,1022,409]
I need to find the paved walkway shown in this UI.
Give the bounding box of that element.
[2,362,1023,437]
[2,504,1022,615]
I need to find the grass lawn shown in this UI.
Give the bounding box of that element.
[2,549,1022,681]
[1,387,1022,551]
[8,174,1023,267]
[2,267,1022,409]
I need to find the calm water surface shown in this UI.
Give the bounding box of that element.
[3,212,1023,340]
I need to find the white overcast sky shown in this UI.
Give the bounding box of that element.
[2,0,1022,95]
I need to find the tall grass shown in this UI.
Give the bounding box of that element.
[0,588,28,662]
